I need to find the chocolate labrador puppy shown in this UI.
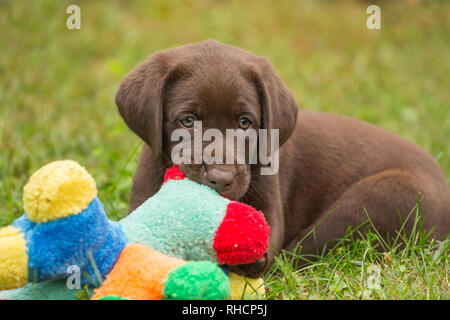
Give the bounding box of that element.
[116,40,449,277]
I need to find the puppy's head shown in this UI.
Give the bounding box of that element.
[116,40,298,200]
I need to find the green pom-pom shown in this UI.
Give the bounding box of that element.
[98,295,129,300]
[163,261,230,300]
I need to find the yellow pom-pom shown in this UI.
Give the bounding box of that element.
[228,272,265,300]
[0,226,28,290]
[23,160,97,223]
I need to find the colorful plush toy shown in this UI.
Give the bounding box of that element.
[0,160,269,300]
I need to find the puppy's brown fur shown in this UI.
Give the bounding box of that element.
[117,40,450,277]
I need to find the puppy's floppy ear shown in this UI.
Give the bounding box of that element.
[115,51,185,161]
[243,57,298,149]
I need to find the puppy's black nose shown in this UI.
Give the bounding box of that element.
[206,168,234,192]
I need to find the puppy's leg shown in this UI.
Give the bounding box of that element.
[285,169,449,265]
[228,176,286,278]
[129,145,167,213]
[227,204,284,278]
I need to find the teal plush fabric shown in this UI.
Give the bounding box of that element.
[120,179,229,262]
[0,279,83,300]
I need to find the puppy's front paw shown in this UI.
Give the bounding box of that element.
[228,253,269,279]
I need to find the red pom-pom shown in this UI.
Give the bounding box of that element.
[213,201,270,265]
[163,165,186,184]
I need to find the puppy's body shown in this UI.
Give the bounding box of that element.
[119,40,449,277]
[279,110,449,252]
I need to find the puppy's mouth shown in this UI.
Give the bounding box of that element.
[201,174,251,201]
[215,182,250,201]
[177,165,250,200]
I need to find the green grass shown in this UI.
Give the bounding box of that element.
[266,234,448,300]
[0,0,448,299]
[265,200,449,300]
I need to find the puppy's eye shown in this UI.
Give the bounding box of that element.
[180,116,195,128]
[238,117,252,130]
